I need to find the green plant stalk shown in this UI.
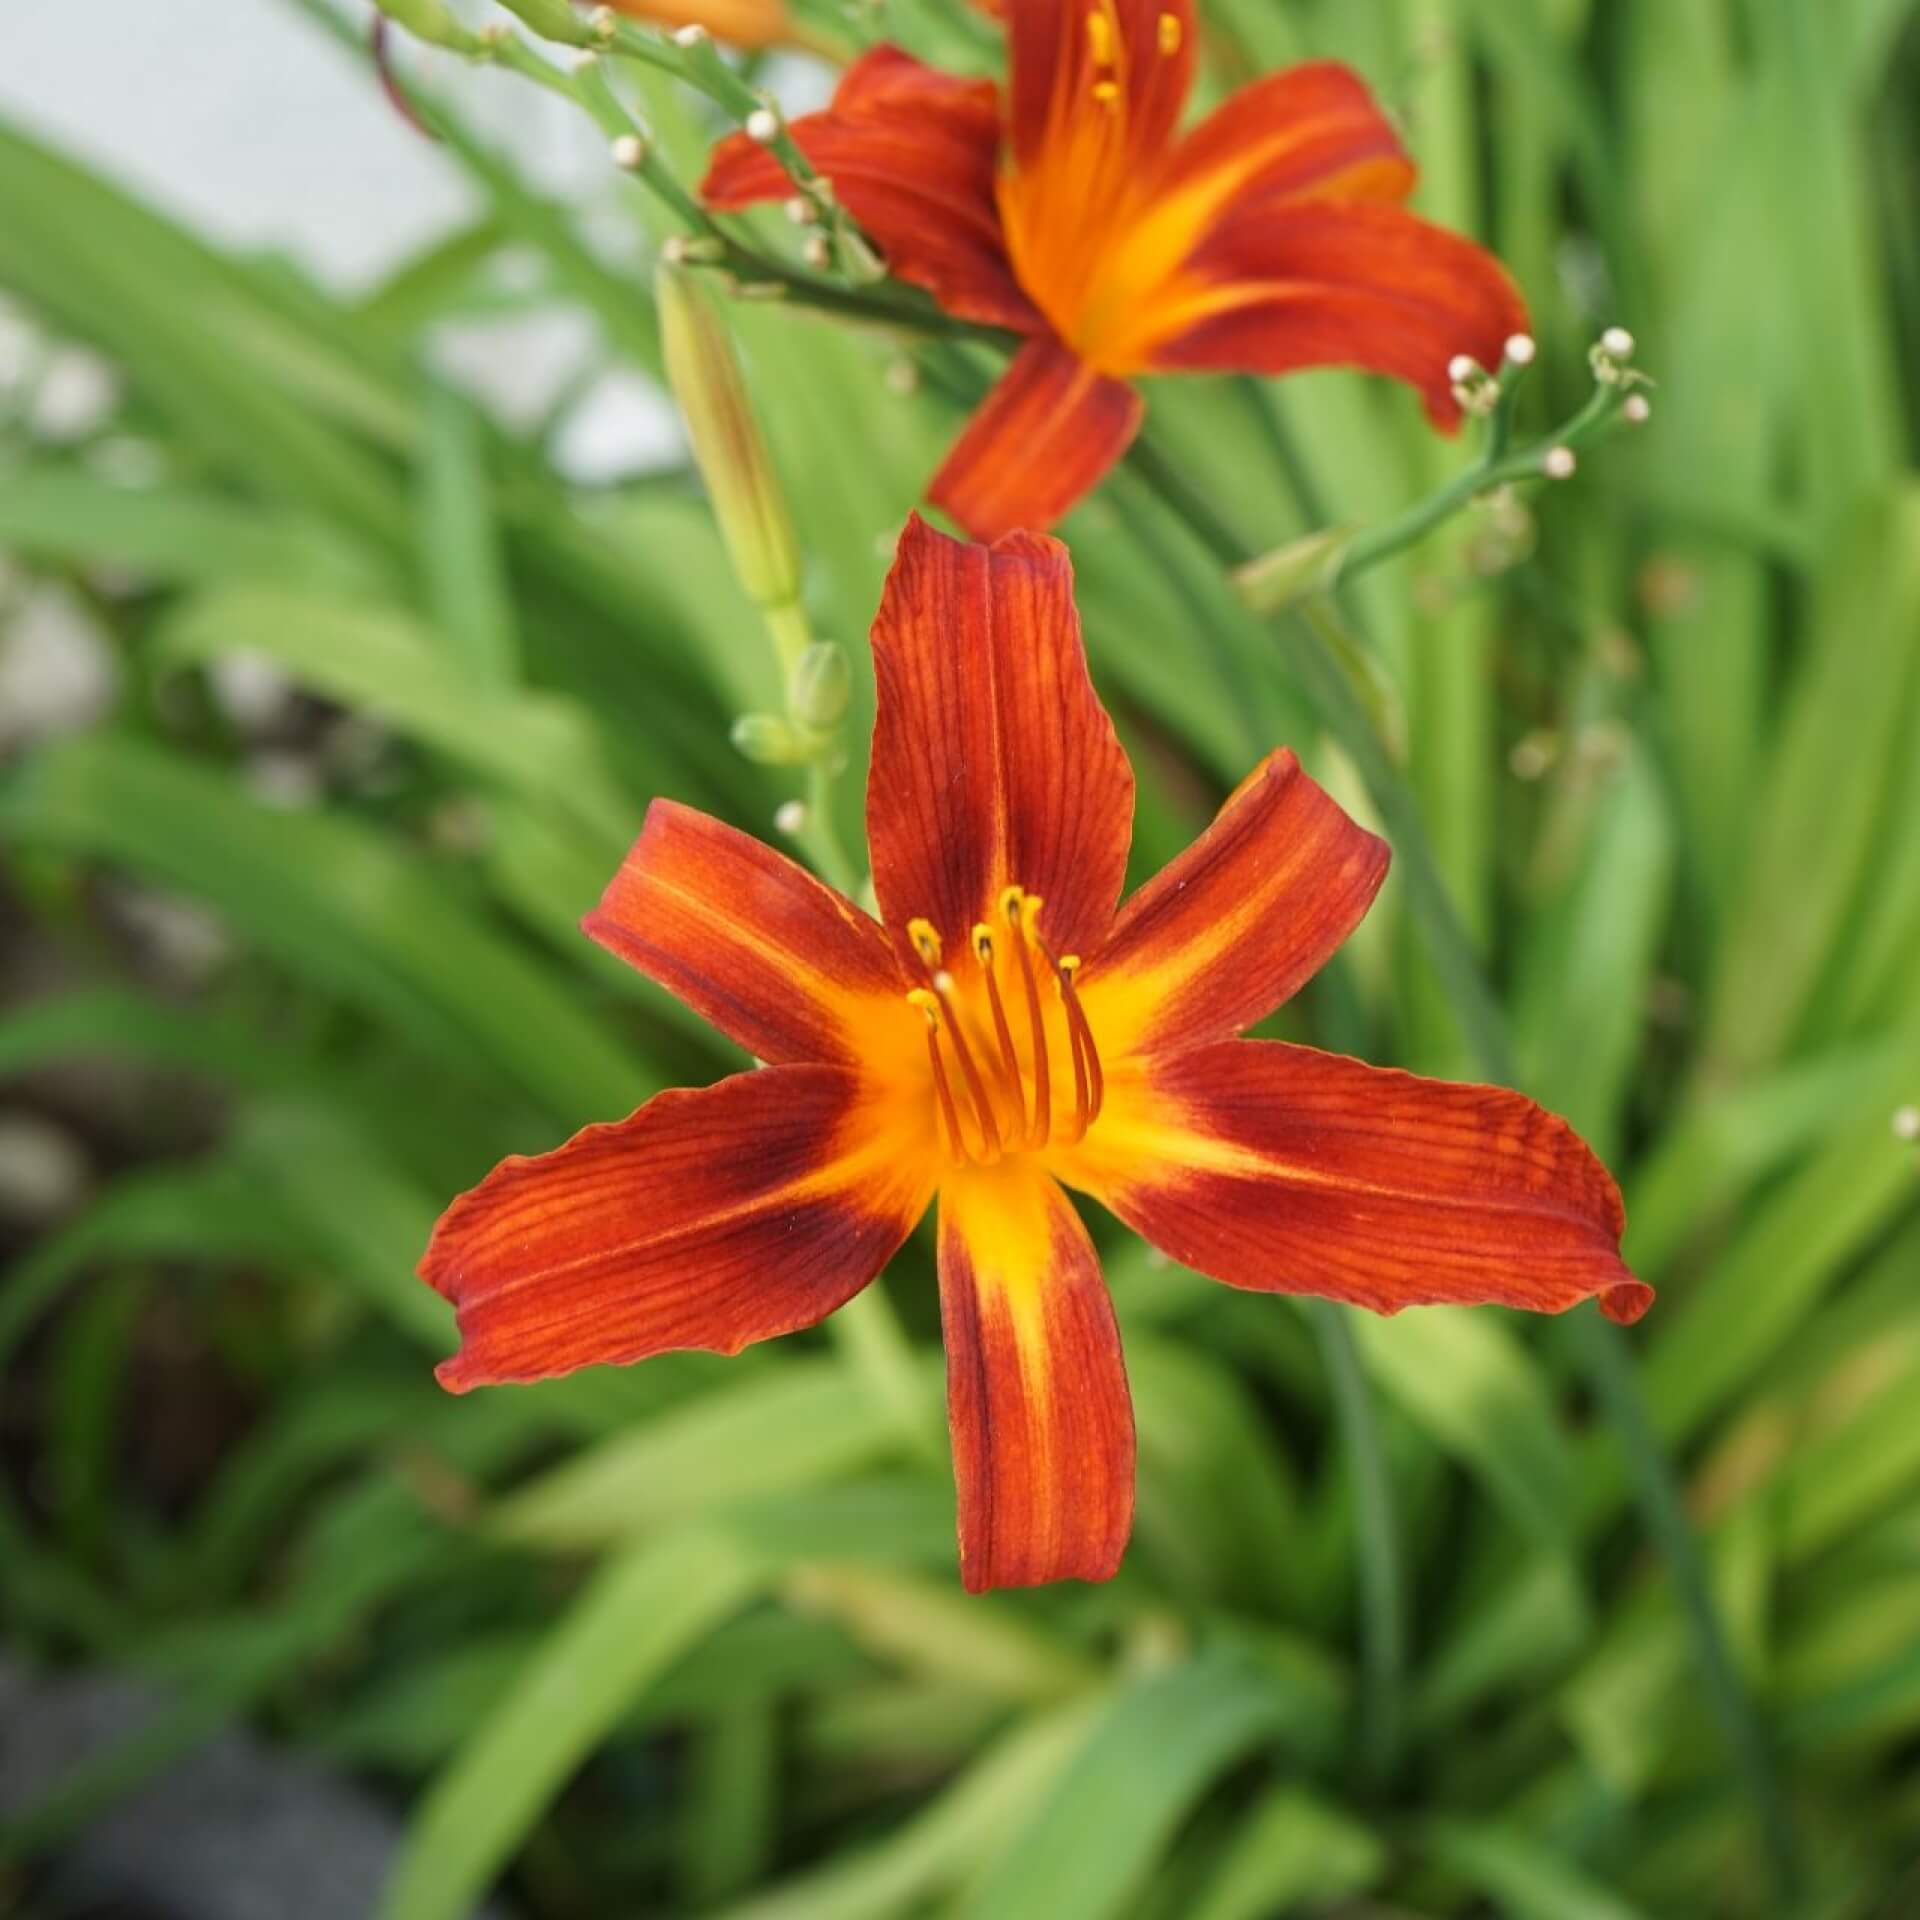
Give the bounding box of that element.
[1308,1299,1405,1789]
[1330,382,1628,587]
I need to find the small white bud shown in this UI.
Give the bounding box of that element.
[1447,353,1481,385]
[1894,1105,1920,1143]
[783,195,816,225]
[672,23,710,46]
[1503,332,1537,367]
[1542,446,1577,481]
[661,233,690,264]
[802,232,832,271]
[883,358,920,396]
[1623,393,1652,426]
[478,21,511,49]
[1601,326,1636,360]
[589,3,616,32]
[611,133,648,170]
[745,107,780,144]
[774,800,807,837]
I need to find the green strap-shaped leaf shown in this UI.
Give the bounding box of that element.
[381,1530,765,1920]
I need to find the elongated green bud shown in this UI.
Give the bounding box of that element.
[788,643,849,731]
[491,0,596,45]
[731,714,810,765]
[371,0,486,52]
[1232,526,1353,613]
[657,263,799,611]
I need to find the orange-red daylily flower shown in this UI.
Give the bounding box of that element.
[701,1,1528,539]
[420,517,1648,1593]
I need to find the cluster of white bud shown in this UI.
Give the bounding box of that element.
[1448,352,1499,418]
[1591,323,1639,386]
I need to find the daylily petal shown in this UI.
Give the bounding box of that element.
[1080,750,1389,1061]
[928,336,1145,541]
[701,48,1040,333]
[1159,61,1416,211]
[867,513,1135,959]
[1143,200,1530,428]
[584,799,906,1068]
[1070,1041,1651,1324]
[938,1161,1134,1591]
[605,0,787,48]
[423,1064,935,1390]
[1008,0,1195,172]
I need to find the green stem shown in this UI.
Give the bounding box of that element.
[1331,384,1625,587]
[1308,1298,1405,1790]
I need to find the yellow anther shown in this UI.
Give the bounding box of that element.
[999,885,1026,923]
[971,923,996,962]
[906,987,941,1026]
[1085,8,1113,66]
[907,917,943,967]
[1092,78,1120,106]
[1059,954,1082,975]
[1157,10,1181,55]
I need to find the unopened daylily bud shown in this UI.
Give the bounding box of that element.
[731,713,810,765]
[788,642,850,731]
[371,0,486,52]
[833,222,889,287]
[493,0,596,44]
[1232,526,1353,613]
[658,263,799,610]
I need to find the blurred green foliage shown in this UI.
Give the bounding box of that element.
[3,0,1919,1916]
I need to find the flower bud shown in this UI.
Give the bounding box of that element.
[372,0,487,51]
[788,642,849,731]
[1231,526,1353,614]
[492,0,596,43]
[731,714,810,765]
[657,262,800,611]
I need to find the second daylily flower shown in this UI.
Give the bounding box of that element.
[702,0,1528,538]
[420,517,1648,1594]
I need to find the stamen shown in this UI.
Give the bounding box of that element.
[972,923,1029,1133]
[1157,10,1181,54]
[1084,8,1113,66]
[931,969,1003,1162]
[907,917,943,969]
[1054,955,1104,1144]
[1091,78,1120,107]
[1002,890,1051,1150]
[907,989,965,1167]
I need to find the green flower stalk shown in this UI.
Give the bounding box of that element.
[369,0,488,52]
